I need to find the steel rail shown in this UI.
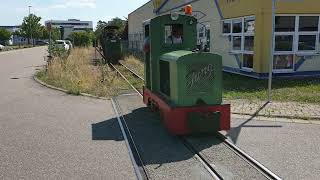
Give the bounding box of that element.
[119,61,144,81]
[216,133,282,180]
[180,137,223,180]
[96,47,148,179]
[109,63,143,96]
[111,98,149,180]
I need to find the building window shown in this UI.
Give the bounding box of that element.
[243,54,254,69]
[232,19,242,33]
[244,36,254,51]
[232,36,242,51]
[297,16,319,53]
[299,16,319,31]
[275,16,295,32]
[275,35,294,52]
[223,20,231,34]
[298,35,317,51]
[223,16,255,70]
[273,55,294,70]
[273,15,320,71]
[244,17,255,33]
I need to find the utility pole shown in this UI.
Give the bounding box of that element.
[28,5,33,46]
[268,0,276,103]
[48,21,52,57]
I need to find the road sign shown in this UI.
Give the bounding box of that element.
[46,22,52,32]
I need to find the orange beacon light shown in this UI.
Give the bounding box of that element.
[184,5,192,15]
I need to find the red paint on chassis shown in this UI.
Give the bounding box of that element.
[143,87,231,135]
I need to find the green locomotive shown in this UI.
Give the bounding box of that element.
[100,25,122,64]
[142,13,230,135]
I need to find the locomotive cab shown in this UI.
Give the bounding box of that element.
[143,14,197,93]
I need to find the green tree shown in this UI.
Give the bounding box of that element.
[95,17,128,44]
[0,28,12,45]
[38,26,60,41]
[51,28,61,41]
[95,21,107,36]
[107,17,126,32]
[69,31,94,47]
[20,14,42,44]
[40,26,49,40]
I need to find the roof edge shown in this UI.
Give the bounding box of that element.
[128,0,153,17]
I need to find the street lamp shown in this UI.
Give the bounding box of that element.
[28,5,33,46]
[268,0,276,103]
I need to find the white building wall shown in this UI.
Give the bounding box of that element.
[128,0,216,52]
[128,0,155,51]
[45,20,93,30]
[128,0,239,69]
[45,19,93,40]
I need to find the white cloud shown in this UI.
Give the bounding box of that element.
[29,0,96,16]
[52,0,97,9]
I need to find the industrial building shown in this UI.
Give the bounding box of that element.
[45,19,93,39]
[128,0,320,78]
[0,26,28,45]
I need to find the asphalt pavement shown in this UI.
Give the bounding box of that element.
[225,115,320,180]
[0,47,136,179]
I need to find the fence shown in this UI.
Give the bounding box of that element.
[127,32,144,53]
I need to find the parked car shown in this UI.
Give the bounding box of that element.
[36,40,49,45]
[0,44,4,51]
[64,40,73,49]
[54,40,70,51]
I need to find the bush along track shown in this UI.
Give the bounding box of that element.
[36,47,131,98]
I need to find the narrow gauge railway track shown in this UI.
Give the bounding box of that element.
[96,47,281,180]
[95,47,148,179]
[118,61,144,81]
[95,47,143,94]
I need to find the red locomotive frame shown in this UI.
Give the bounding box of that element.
[143,87,231,135]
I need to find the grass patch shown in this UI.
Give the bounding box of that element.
[223,73,320,103]
[121,55,144,77]
[122,55,320,104]
[115,64,144,91]
[36,47,130,97]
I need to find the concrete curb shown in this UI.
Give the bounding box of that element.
[0,46,45,54]
[33,74,110,101]
[232,112,320,121]
[33,74,319,122]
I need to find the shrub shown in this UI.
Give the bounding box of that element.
[69,31,94,47]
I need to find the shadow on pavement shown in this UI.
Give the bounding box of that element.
[91,102,282,166]
[91,107,221,167]
[227,102,282,143]
[92,118,124,141]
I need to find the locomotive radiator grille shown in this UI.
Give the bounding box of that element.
[185,63,214,95]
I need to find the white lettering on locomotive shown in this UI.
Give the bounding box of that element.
[187,64,214,89]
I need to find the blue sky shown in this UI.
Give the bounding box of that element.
[0,0,149,28]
